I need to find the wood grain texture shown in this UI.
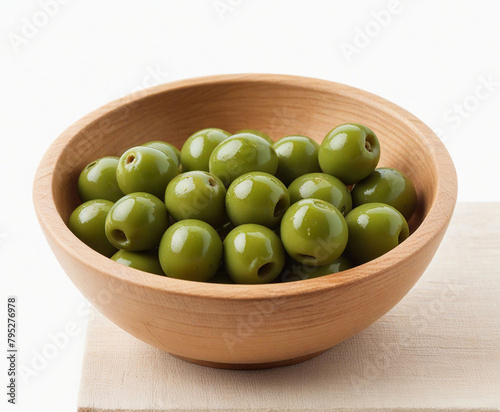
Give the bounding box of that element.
[32,74,457,366]
[78,203,500,412]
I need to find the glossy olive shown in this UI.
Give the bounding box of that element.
[351,168,417,221]
[78,157,124,202]
[209,133,278,187]
[318,123,381,184]
[105,192,168,251]
[141,141,181,168]
[288,173,352,216]
[165,171,226,227]
[159,219,222,281]
[181,128,231,172]
[344,203,409,264]
[116,146,178,199]
[226,172,290,228]
[68,199,117,257]
[111,250,165,276]
[273,135,321,185]
[280,255,353,282]
[223,224,285,284]
[280,199,348,266]
[236,129,274,144]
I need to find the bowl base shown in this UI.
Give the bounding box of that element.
[172,349,327,370]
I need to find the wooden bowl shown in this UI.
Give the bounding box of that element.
[33,74,457,369]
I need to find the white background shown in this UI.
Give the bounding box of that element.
[1,1,499,411]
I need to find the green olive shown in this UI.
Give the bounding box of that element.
[344,203,409,264]
[111,250,165,276]
[273,135,321,185]
[351,168,417,221]
[236,129,274,144]
[158,219,222,281]
[78,157,124,202]
[181,128,231,172]
[223,224,285,284]
[318,123,380,184]
[225,172,290,228]
[116,146,179,199]
[209,133,278,187]
[105,192,168,251]
[280,255,353,282]
[165,171,226,227]
[280,199,348,266]
[68,199,117,257]
[141,141,181,169]
[288,173,352,216]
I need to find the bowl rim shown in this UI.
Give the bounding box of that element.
[33,73,457,300]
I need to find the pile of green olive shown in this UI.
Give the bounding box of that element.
[68,124,417,284]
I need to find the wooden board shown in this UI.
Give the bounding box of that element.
[78,203,500,412]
